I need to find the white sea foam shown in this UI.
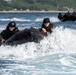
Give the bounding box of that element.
[0,26,76,60]
[35,17,60,22]
[35,18,43,22]
[0,26,5,31]
[50,17,60,22]
[0,18,10,21]
[10,18,31,22]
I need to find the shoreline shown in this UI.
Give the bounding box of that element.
[0,10,69,13]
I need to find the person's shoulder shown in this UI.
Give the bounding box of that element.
[0,29,8,37]
[50,23,54,28]
[14,27,19,31]
[50,22,53,25]
[1,29,7,33]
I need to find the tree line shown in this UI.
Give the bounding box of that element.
[0,0,76,11]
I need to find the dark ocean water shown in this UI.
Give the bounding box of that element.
[0,12,76,75]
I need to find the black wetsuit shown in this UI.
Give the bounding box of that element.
[40,23,53,35]
[0,27,19,40]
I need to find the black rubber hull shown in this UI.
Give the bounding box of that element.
[60,16,76,22]
[58,13,76,22]
[4,28,44,45]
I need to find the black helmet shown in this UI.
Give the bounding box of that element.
[43,18,50,23]
[8,21,16,27]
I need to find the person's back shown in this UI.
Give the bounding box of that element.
[0,21,19,43]
[63,11,70,18]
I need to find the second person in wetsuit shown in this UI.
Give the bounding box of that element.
[40,18,54,36]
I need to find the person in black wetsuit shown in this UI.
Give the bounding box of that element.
[62,11,71,21]
[58,13,63,20]
[40,18,54,36]
[72,12,76,21]
[0,21,19,43]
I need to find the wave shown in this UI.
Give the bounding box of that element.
[0,17,60,23]
[35,17,60,22]
[50,17,60,22]
[0,26,76,75]
[0,18,31,22]
[35,18,43,22]
[0,26,5,30]
[0,18,10,21]
[11,18,31,22]
[0,26,76,60]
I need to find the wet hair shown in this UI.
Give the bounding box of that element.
[43,18,50,23]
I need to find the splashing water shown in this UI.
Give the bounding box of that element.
[0,26,76,60]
